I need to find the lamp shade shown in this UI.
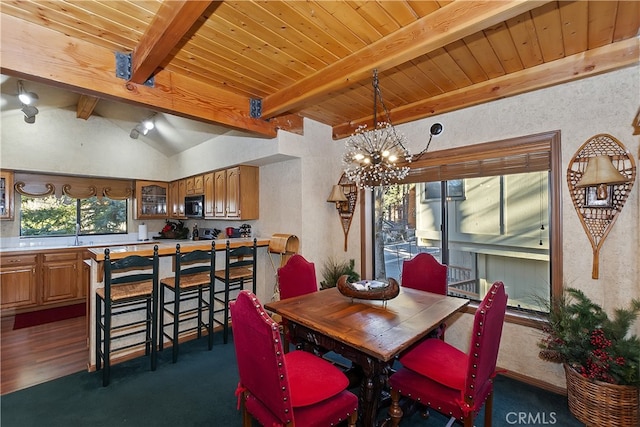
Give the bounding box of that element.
[327,185,348,203]
[576,155,628,187]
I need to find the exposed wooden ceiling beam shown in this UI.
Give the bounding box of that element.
[261,0,552,119]
[0,14,278,138]
[130,0,215,85]
[332,37,640,140]
[76,95,100,120]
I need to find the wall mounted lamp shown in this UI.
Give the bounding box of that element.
[17,80,39,124]
[327,174,358,251]
[327,184,349,213]
[567,134,636,279]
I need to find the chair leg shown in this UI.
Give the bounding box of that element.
[103,301,111,387]
[207,282,214,350]
[223,282,230,344]
[95,296,102,372]
[172,287,180,363]
[159,285,166,352]
[387,388,403,427]
[484,391,494,427]
[347,410,358,427]
[150,294,158,371]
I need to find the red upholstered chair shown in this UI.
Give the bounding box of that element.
[278,254,318,300]
[401,253,448,339]
[230,290,358,427]
[387,281,508,427]
[277,254,318,351]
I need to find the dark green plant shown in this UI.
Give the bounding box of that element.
[538,287,640,386]
[319,258,360,289]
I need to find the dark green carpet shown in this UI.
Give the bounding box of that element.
[1,333,582,426]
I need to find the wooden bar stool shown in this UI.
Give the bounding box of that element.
[159,242,216,363]
[95,245,159,387]
[213,239,257,344]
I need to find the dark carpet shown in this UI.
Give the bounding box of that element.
[1,333,582,427]
[13,303,86,330]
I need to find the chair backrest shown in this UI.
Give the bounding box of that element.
[230,290,295,425]
[104,245,159,300]
[278,254,317,299]
[401,252,447,295]
[463,281,507,402]
[173,242,215,279]
[224,239,257,270]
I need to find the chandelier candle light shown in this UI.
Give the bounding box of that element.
[344,69,441,189]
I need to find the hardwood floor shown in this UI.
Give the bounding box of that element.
[0,314,88,395]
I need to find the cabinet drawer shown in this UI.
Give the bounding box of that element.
[1,254,38,265]
[43,252,78,263]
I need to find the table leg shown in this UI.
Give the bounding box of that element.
[357,356,392,427]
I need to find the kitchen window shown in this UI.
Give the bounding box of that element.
[20,195,127,236]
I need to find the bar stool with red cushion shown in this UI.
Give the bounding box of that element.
[231,290,358,427]
[277,254,318,351]
[401,252,448,339]
[386,281,508,427]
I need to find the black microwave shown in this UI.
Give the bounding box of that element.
[185,195,204,218]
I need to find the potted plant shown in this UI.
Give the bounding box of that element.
[538,288,640,426]
[319,257,360,289]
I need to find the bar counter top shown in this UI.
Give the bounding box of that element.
[86,237,270,261]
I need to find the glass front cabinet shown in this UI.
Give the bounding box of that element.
[0,170,14,220]
[135,180,168,219]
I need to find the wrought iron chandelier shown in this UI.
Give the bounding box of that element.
[343,69,411,189]
[343,70,443,189]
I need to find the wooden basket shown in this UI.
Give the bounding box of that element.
[564,364,639,427]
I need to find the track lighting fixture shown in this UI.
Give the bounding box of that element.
[17,80,39,124]
[129,113,157,139]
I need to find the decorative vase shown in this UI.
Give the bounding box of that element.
[564,364,639,427]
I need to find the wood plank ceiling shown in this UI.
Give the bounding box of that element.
[1,1,638,140]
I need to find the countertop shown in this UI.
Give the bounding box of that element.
[86,237,270,261]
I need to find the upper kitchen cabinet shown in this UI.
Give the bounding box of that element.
[0,170,14,220]
[213,165,259,220]
[186,175,204,195]
[203,172,214,217]
[135,181,168,219]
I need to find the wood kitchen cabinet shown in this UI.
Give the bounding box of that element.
[0,249,87,315]
[135,180,168,219]
[0,254,38,311]
[186,175,204,195]
[203,172,214,217]
[0,170,14,220]
[168,178,186,219]
[41,252,82,305]
[213,165,259,220]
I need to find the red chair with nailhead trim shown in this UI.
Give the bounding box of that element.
[401,253,448,339]
[230,290,358,427]
[277,254,318,352]
[386,281,508,427]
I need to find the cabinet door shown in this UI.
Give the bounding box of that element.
[0,170,14,220]
[226,167,241,218]
[203,172,214,218]
[42,253,80,304]
[169,181,178,217]
[177,179,186,218]
[214,170,226,217]
[136,181,168,219]
[0,255,38,310]
[193,175,204,194]
[186,177,195,195]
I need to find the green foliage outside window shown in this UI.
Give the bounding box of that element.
[20,195,127,236]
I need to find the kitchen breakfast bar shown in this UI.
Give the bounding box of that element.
[85,237,271,370]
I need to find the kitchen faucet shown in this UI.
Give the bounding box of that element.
[74,223,80,246]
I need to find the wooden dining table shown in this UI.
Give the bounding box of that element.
[264,286,469,426]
